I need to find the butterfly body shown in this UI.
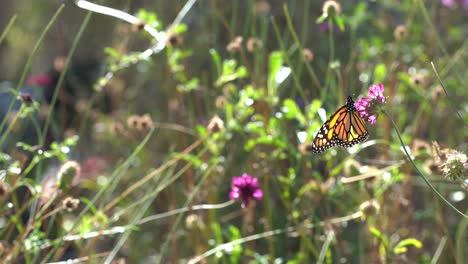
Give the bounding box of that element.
[310,96,369,154]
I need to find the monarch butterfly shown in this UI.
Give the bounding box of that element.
[309,96,369,154]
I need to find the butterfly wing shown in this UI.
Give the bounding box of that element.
[310,97,369,154]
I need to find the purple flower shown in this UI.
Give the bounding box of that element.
[368,84,385,103]
[441,0,457,8]
[441,0,468,9]
[229,173,263,207]
[354,84,386,125]
[19,92,33,104]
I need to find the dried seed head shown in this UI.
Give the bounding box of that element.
[57,161,81,190]
[185,214,200,229]
[207,114,224,133]
[215,96,227,109]
[254,0,271,16]
[127,115,140,129]
[302,48,314,62]
[322,0,342,16]
[132,20,146,32]
[166,32,184,47]
[246,37,263,52]
[298,142,314,155]
[226,36,243,53]
[62,197,80,212]
[431,85,445,101]
[138,114,155,130]
[359,199,380,220]
[394,25,408,41]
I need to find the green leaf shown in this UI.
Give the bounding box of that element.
[373,63,387,83]
[172,23,187,34]
[215,59,249,87]
[210,49,222,77]
[369,227,389,248]
[316,13,328,24]
[268,51,286,92]
[393,238,423,254]
[228,225,242,263]
[333,15,346,32]
[282,99,306,125]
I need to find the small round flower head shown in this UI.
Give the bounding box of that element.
[62,197,80,212]
[226,36,243,53]
[19,93,33,104]
[207,114,224,133]
[302,48,314,62]
[393,25,407,41]
[229,173,263,207]
[355,84,386,125]
[368,83,385,103]
[246,37,263,52]
[322,0,342,16]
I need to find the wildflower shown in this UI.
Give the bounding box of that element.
[62,197,80,212]
[302,48,314,62]
[246,37,263,52]
[440,150,467,181]
[207,114,224,133]
[226,36,243,53]
[19,92,33,104]
[322,0,342,16]
[229,173,263,207]
[432,142,468,186]
[354,84,386,125]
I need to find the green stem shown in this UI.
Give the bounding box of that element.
[382,110,467,219]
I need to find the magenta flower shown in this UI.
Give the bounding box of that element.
[26,74,53,87]
[355,84,386,125]
[229,173,263,207]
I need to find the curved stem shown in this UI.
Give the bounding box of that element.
[382,110,467,219]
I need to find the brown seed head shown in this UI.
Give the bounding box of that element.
[62,197,80,212]
[207,115,224,133]
[322,0,342,16]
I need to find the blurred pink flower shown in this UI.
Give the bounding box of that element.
[229,173,263,207]
[26,74,53,87]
